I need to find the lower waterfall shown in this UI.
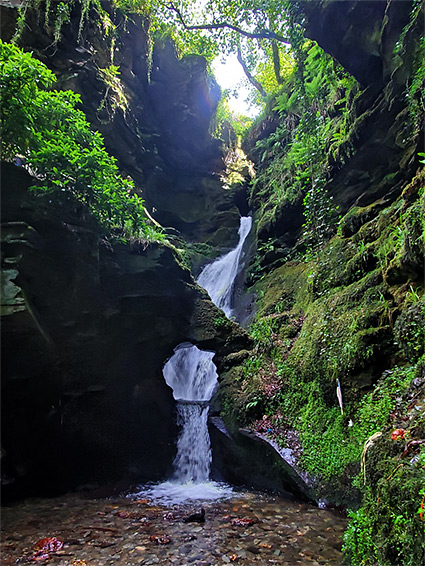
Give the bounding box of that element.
[136,217,251,503]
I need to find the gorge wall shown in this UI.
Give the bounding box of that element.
[223,0,424,511]
[1,1,250,498]
[1,1,424,527]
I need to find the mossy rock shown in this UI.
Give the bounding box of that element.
[340,199,388,237]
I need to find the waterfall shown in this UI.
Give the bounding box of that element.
[138,217,251,503]
[173,403,211,483]
[197,215,252,318]
[163,343,218,484]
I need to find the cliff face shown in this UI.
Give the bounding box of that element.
[1,161,250,497]
[0,1,249,497]
[223,0,424,511]
[0,2,240,247]
[244,0,423,254]
[303,0,423,209]
[302,0,412,87]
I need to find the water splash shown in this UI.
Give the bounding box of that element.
[135,218,251,504]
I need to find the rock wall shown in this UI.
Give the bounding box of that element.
[0,1,249,498]
[0,1,241,248]
[222,0,424,507]
[244,0,423,261]
[1,162,250,498]
[303,0,423,210]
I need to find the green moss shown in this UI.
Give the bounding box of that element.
[226,175,424,509]
[253,260,309,316]
[343,365,425,565]
[394,298,425,362]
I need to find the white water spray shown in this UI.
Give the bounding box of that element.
[138,217,251,504]
[198,216,252,318]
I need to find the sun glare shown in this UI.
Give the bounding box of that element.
[212,54,260,118]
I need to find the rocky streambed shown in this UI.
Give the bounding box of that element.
[1,489,347,565]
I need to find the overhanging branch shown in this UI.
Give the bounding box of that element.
[237,47,267,98]
[165,2,290,44]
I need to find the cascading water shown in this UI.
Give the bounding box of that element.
[163,343,218,485]
[136,217,251,504]
[197,216,252,319]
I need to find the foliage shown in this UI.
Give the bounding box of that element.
[97,64,129,119]
[251,40,358,258]
[302,178,340,259]
[343,426,425,566]
[114,0,302,98]
[394,299,425,362]
[394,0,425,132]
[0,41,163,241]
[225,178,424,495]
[213,94,253,140]
[14,0,108,44]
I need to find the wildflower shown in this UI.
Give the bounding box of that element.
[391,428,406,441]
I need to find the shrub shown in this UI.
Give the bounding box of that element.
[0,40,163,241]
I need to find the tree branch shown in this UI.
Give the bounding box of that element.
[165,2,290,44]
[271,41,284,84]
[237,47,267,98]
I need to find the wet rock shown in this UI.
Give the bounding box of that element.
[0,164,244,498]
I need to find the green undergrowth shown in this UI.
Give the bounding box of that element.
[249,39,359,246]
[342,372,425,566]
[0,41,164,245]
[220,177,424,506]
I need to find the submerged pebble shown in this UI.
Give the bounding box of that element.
[1,490,347,565]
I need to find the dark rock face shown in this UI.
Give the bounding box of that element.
[210,420,314,503]
[149,40,222,171]
[0,162,249,498]
[302,0,412,87]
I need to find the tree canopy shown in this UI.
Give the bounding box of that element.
[113,0,302,100]
[14,0,302,109]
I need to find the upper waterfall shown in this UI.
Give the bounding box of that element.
[163,343,218,402]
[197,216,252,318]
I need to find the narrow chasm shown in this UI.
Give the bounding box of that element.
[1,1,424,565]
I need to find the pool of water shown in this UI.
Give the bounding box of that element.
[1,488,347,565]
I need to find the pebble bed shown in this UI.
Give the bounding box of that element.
[1,490,347,565]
